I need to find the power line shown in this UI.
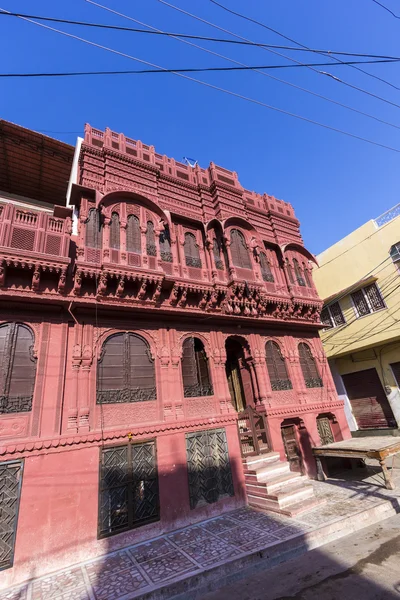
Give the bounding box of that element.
[5,7,400,154]
[85,1,400,132]
[3,58,400,77]
[209,0,400,92]
[371,0,400,19]
[1,9,399,60]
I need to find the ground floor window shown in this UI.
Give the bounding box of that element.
[0,460,23,571]
[99,441,159,538]
[186,428,234,509]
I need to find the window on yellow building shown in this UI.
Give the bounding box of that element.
[321,301,346,329]
[390,243,400,270]
[351,283,385,318]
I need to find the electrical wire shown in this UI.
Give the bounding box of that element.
[85,1,400,131]
[5,7,400,154]
[371,0,400,19]
[209,0,400,92]
[1,9,399,59]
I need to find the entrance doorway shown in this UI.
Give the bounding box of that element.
[342,368,396,429]
[225,337,253,411]
[281,424,303,473]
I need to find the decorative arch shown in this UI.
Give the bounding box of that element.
[281,243,318,266]
[298,342,323,388]
[223,216,257,234]
[265,340,292,390]
[181,337,213,397]
[97,332,156,404]
[0,322,37,414]
[99,191,170,226]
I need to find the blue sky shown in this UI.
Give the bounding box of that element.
[1,0,399,254]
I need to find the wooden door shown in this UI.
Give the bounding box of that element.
[342,369,396,429]
[281,425,303,473]
[226,357,246,412]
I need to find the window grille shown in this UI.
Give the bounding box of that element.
[0,323,37,414]
[85,208,102,249]
[99,441,159,538]
[259,252,274,283]
[0,460,23,570]
[186,429,234,509]
[97,333,156,404]
[126,215,141,254]
[110,212,120,250]
[182,337,213,397]
[351,283,385,318]
[390,242,400,266]
[213,238,224,270]
[293,259,306,287]
[230,229,252,269]
[146,221,157,257]
[159,226,172,262]
[286,259,295,284]
[303,267,312,288]
[321,301,345,329]
[298,342,323,388]
[265,341,292,390]
[184,232,202,268]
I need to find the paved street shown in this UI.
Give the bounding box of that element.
[204,513,400,600]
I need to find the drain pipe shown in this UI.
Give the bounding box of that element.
[67,301,79,325]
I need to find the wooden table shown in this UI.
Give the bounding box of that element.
[312,437,400,490]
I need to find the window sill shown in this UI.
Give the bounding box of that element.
[354,307,387,321]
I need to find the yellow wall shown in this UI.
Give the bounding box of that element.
[313,212,400,359]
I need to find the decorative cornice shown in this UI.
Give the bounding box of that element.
[265,399,345,417]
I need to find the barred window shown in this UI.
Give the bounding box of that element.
[126,215,141,253]
[182,337,213,397]
[286,259,295,284]
[110,212,120,250]
[146,221,157,257]
[265,341,292,390]
[184,232,202,268]
[293,259,306,287]
[260,252,274,282]
[390,242,400,267]
[321,301,345,329]
[351,283,385,318]
[85,208,102,249]
[0,323,37,414]
[298,342,323,388]
[99,442,159,538]
[230,229,252,269]
[0,460,23,569]
[159,225,172,262]
[97,333,156,404]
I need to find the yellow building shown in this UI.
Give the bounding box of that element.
[313,204,400,433]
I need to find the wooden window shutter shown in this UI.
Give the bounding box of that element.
[182,337,213,397]
[110,212,120,250]
[184,233,202,268]
[298,342,322,388]
[86,208,102,249]
[146,221,157,256]
[230,229,251,269]
[293,259,306,286]
[0,323,37,414]
[260,252,274,282]
[97,333,156,404]
[126,215,141,253]
[265,341,292,390]
[159,225,172,262]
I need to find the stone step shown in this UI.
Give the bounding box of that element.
[247,481,314,508]
[247,494,324,516]
[255,460,291,481]
[243,452,281,469]
[245,474,305,498]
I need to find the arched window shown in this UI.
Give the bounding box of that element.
[303,265,312,287]
[260,252,274,282]
[110,212,120,250]
[97,333,156,403]
[213,238,224,270]
[181,337,213,397]
[298,342,322,388]
[126,215,141,254]
[293,258,306,287]
[159,225,172,262]
[286,259,295,284]
[0,323,37,413]
[265,341,292,390]
[146,221,156,256]
[85,208,102,249]
[230,229,252,269]
[184,232,202,268]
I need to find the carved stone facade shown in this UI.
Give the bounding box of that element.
[0,122,351,591]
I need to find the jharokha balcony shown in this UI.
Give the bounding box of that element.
[0,202,72,293]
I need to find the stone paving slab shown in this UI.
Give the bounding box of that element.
[2,466,400,600]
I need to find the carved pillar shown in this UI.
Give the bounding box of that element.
[140,224,147,265]
[223,235,236,279]
[120,220,127,265]
[69,331,82,432]
[79,343,92,432]
[213,332,233,414]
[102,216,111,264]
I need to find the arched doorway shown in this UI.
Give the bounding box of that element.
[225,337,254,412]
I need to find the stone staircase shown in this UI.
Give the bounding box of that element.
[243,452,324,517]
